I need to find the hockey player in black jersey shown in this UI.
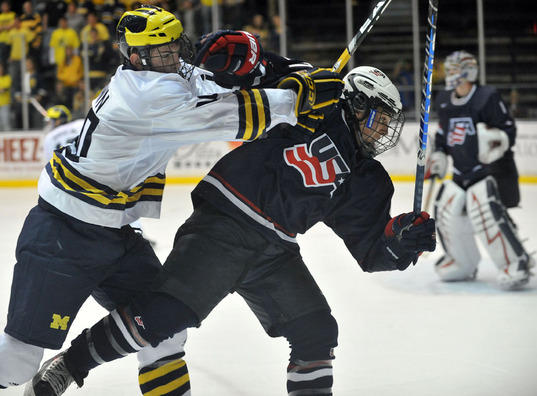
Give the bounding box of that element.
[425,50,534,289]
[26,64,436,395]
[4,7,345,396]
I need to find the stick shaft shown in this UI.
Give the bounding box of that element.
[332,0,393,73]
[413,0,439,215]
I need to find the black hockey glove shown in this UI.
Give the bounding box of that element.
[381,211,436,270]
[295,112,325,134]
[194,30,265,88]
[277,68,344,117]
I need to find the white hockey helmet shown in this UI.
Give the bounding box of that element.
[342,66,405,158]
[444,50,478,90]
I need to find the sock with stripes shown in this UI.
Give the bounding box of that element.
[139,353,191,395]
[66,309,147,374]
[286,359,333,395]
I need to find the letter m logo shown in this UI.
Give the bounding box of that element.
[50,314,70,330]
[284,134,350,197]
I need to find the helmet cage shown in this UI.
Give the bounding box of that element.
[130,35,195,78]
[344,90,405,158]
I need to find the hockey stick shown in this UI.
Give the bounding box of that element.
[423,176,437,214]
[413,0,439,215]
[332,0,393,73]
[29,97,48,117]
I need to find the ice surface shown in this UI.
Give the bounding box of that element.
[1,182,536,395]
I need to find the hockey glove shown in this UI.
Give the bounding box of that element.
[382,211,436,270]
[277,68,344,116]
[294,112,325,134]
[424,151,448,180]
[476,122,509,164]
[194,30,265,88]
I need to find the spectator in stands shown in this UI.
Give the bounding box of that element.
[7,16,32,94]
[0,63,11,131]
[269,14,285,52]
[83,27,115,94]
[223,0,246,30]
[65,1,86,34]
[243,13,270,50]
[176,0,198,39]
[48,79,71,109]
[20,1,43,68]
[13,57,48,129]
[49,16,80,67]
[41,0,68,67]
[200,0,223,36]
[80,12,110,44]
[57,46,83,109]
[100,0,126,39]
[0,1,15,63]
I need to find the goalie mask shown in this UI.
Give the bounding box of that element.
[444,50,478,90]
[342,66,405,158]
[117,5,195,79]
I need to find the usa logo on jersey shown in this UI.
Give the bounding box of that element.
[284,134,350,197]
[447,117,476,146]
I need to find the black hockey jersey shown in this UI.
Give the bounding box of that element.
[434,85,518,197]
[192,106,399,272]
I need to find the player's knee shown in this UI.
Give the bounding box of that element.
[282,310,338,361]
[127,293,199,347]
[0,333,44,387]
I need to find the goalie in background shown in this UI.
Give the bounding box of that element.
[425,50,534,289]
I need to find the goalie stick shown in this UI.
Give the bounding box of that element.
[413,0,439,215]
[332,0,393,73]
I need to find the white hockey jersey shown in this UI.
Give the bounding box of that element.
[38,65,298,228]
[43,119,85,161]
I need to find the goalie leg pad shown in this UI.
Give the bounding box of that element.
[434,180,480,281]
[467,176,532,288]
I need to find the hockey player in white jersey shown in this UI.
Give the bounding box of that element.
[0,4,344,394]
[42,105,84,161]
[425,50,534,289]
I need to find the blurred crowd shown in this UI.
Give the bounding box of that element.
[0,0,283,131]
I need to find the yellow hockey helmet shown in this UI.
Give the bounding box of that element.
[46,105,72,124]
[117,5,194,77]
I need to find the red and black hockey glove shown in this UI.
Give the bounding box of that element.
[194,30,265,88]
[381,211,436,270]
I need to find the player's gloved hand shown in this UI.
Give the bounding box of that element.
[424,151,447,179]
[294,112,325,134]
[277,68,344,117]
[194,30,264,88]
[382,211,436,270]
[476,122,509,164]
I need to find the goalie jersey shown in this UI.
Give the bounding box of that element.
[192,106,398,272]
[37,65,298,228]
[434,84,518,203]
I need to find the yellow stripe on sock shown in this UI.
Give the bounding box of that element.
[139,359,187,385]
[143,373,190,396]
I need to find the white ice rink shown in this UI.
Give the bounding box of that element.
[1,182,536,396]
